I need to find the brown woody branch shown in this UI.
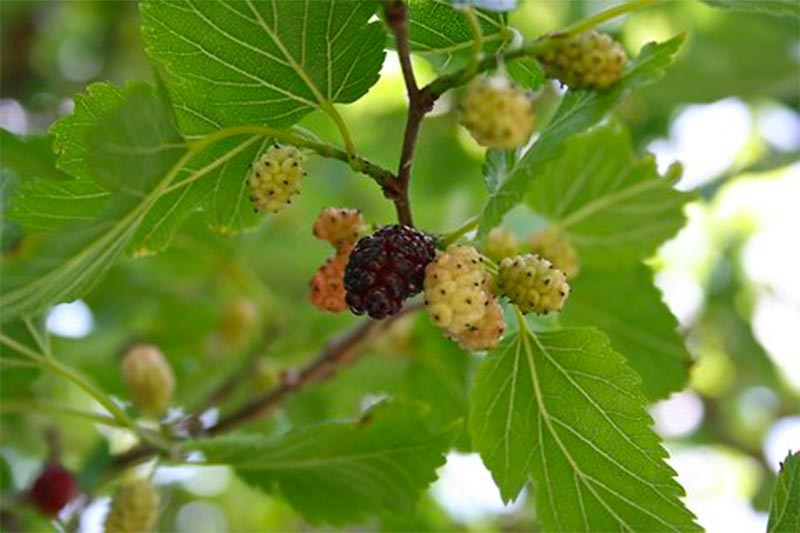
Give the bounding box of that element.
[110,303,422,471]
[383,1,436,228]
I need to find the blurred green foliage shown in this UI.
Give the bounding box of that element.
[0,0,798,531]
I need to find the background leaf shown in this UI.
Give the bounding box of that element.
[406,0,509,70]
[526,122,695,267]
[0,83,187,322]
[701,0,800,18]
[190,401,454,525]
[561,265,691,400]
[478,35,685,237]
[768,451,799,533]
[470,326,699,531]
[50,82,124,182]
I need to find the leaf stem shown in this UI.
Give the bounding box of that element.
[321,101,357,159]
[1,401,124,428]
[0,332,137,433]
[462,6,484,77]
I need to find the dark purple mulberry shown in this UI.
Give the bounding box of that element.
[344,225,436,319]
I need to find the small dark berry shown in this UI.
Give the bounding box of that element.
[29,462,78,517]
[344,225,435,319]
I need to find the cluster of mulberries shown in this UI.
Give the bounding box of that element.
[497,254,570,314]
[104,479,160,533]
[529,229,580,278]
[538,31,627,90]
[247,145,307,214]
[459,77,535,149]
[344,225,436,319]
[424,245,504,351]
[309,208,366,313]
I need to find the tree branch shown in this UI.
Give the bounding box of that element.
[110,303,423,471]
[383,1,435,227]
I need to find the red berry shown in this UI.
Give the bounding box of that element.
[344,225,436,319]
[310,245,351,313]
[29,462,78,517]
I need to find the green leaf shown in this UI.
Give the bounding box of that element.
[768,451,800,533]
[561,265,690,400]
[190,401,454,525]
[141,0,386,130]
[0,83,189,322]
[506,56,546,90]
[478,34,685,237]
[403,316,472,448]
[0,130,70,183]
[526,122,695,267]
[482,149,517,194]
[702,0,800,18]
[407,0,508,70]
[6,180,110,231]
[469,326,699,531]
[87,82,186,195]
[50,82,124,182]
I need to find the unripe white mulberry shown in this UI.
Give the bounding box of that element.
[104,479,160,533]
[459,77,535,149]
[497,254,570,314]
[451,296,506,352]
[529,229,580,278]
[121,345,175,416]
[538,31,627,90]
[247,145,306,214]
[424,245,492,334]
[312,207,365,250]
[485,227,519,262]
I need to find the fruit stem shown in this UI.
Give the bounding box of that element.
[441,216,480,247]
[186,125,396,192]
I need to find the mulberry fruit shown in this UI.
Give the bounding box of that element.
[344,225,436,319]
[312,208,365,250]
[424,245,492,334]
[530,229,580,278]
[28,462,78,517]
[451,296,505,351]
[104,479,160,533]
[220,298,259,347]
[310,246,351,313]
[485,227,519,262]
[459,77,535,149]
[247,145,306,214]
[121,345,175,416]
[538,31,627,90]
[497,254,570,314]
